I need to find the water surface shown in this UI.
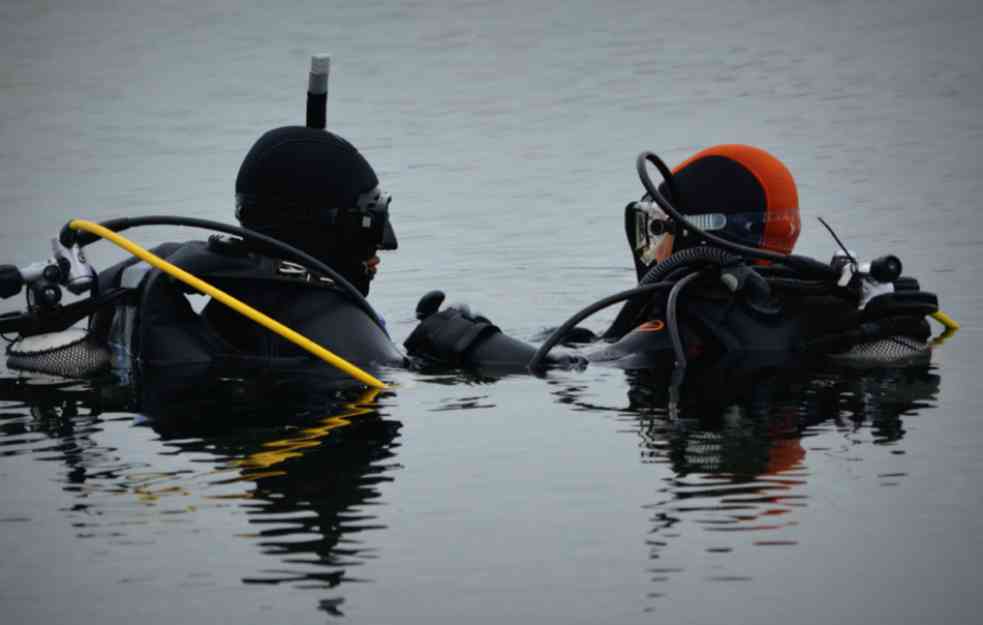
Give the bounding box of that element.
[2,1,982,623]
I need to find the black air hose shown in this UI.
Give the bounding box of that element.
[603,247,740,340]
[639,246,740,284]
[59,216,387,333]
[528,281,675,371]
[667,272,703,370]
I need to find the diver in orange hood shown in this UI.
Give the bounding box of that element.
[405,144,944,375]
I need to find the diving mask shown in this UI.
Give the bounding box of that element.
[235,184,397,252]
[631,200,674,267]
[629,200,797,264]
[353,185,398,251]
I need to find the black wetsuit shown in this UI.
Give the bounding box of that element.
[88,237,934,380]
[91,238,404,374]
[404,271,935,373]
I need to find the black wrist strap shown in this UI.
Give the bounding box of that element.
[404,310,501,365]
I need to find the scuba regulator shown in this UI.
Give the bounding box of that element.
[0,237,115,338]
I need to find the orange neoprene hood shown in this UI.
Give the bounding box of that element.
[670,144,800,254]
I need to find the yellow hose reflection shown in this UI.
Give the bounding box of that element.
[231,388,382,475]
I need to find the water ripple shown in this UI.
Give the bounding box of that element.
[0,376,402,600]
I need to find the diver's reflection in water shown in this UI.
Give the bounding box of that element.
[140,366,402,617]
[0,377,135,496]
[625,363,941,469]
[553,362,940,596]
[0,367,402,618]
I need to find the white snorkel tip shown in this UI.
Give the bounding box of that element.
[306,54,330,128]
[308,54,330,93]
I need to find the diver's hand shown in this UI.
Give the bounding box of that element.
[415,290,445,320]
[405,291,501,365]
[414,290,492,324]
[407,291,587,371]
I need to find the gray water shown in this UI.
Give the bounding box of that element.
[2,0,982,623]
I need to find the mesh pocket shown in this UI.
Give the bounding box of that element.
[6,329,110,378]
[829,336,930,366]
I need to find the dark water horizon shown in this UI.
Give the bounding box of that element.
[2,1,982,623]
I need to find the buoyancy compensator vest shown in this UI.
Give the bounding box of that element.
[90,237,405,373]
[586,265,936,370]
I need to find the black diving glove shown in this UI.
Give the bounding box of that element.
[405,290,587,370]
[404,290,502,366]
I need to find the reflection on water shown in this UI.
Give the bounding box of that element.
[550,363,939,600]
[164,400,400,618]
[0,373,401,617]
[0,360,945,615]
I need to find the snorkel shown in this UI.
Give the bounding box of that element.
[307,54,330,130]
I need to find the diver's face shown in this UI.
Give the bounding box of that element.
[365,254,381,277]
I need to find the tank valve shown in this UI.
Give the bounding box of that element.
[868,255,902,283]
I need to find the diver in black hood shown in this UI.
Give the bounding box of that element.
[188,124,404,367]
[1,58,407,383]
[45,123,405,378]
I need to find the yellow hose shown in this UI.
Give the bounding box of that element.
[69,219,388,389]
[930,310,960,331]
[930,326,958,348]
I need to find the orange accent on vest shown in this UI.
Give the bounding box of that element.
[637,320,666,332]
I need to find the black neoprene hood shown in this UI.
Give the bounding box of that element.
[668,155,766,216]
[233,125,395,297]
[235,125,379,230]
